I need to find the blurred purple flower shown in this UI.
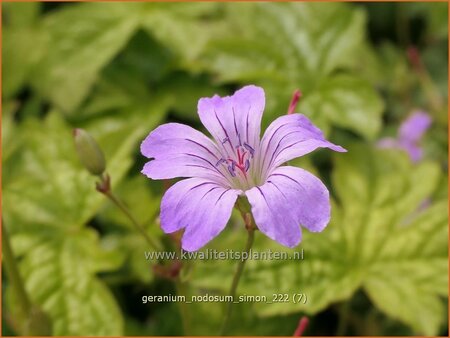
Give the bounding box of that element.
[141,86,346,251]
[378,111,432,162]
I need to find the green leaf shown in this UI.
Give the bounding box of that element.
[2,2,42,98]
[301,75,384,138]
[3,95,168,232]
[3,97,168,334]
[10,229,124,335]
[192,145,447,335]
[31,3,140,113]
[3,2,40,28]
[139,2,221,66]
[1,103,22,163]
[364,202,448,335]
[406,2,448,40]
[201,2,383,138]
[2,26,44,99]
[156,73,227,120]
[3,113,101,232]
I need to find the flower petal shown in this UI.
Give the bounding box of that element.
[378,137,423,162]
[377,137,399,149]
[160,178,241,251]
[258,114,346,176]
[399,140,423,163]
[197,85,265,156]
[399,111,432,143]
[140,123,229,184]
[245,166,331,247]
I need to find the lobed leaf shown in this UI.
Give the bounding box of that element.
[201,2,383,138]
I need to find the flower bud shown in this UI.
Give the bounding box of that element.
[73,128,106,176]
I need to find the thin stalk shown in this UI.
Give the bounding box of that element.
[220,225,255,335]
[103,190,162,251]
[336,301,350,336]
[2,223,32,318]
[175,278,191,335]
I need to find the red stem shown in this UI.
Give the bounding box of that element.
[293,316,309,336]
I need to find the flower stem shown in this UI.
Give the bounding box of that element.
[336,301,350,336]
[175,278,191,335]
[96,174,162,251]
[293,316,310,336]
[2,222,32,319]
[103,189,162,251]
[220,219,255,335]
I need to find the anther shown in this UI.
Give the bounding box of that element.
[215,158,226,167]
[244,159,250,172]
[227,164,236,177]
[243,143,255,157]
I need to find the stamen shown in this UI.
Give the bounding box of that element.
[243,143,255,157]
[227,164,236,177]
[215,158,226,167]
[218,145,252,179]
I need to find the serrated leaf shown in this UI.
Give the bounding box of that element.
[192,145,447,335]
[3,113,102,232]
[2,2,42,99]
[31,3,140,113]
[202,2,383,138]
[139,2,221,65]
[3,96,168,234]
[3,99,168,334]
[301,75,384,139]
[2,26,44,99]
[10,229,124,335]
[364,201,448,335]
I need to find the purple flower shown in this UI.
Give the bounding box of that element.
[141,86,346,251]
[378,111,432,162]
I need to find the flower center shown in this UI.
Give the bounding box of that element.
[215,142,255,189]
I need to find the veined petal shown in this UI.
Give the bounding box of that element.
[141,123,228,184]
[258,114,346,177]
[399,111,432,143]
[197,85,265,156]
[246,166,331,248]
[160,178,241,251]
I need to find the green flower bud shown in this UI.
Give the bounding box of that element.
[73,128,106,176]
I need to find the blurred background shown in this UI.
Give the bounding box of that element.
[2,2,448,336]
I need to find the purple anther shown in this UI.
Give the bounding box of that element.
[244,159,250,172]
[243,142,255,157]
[230,160,236,171]
[227,164,236,177]
[215,158,226,167]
